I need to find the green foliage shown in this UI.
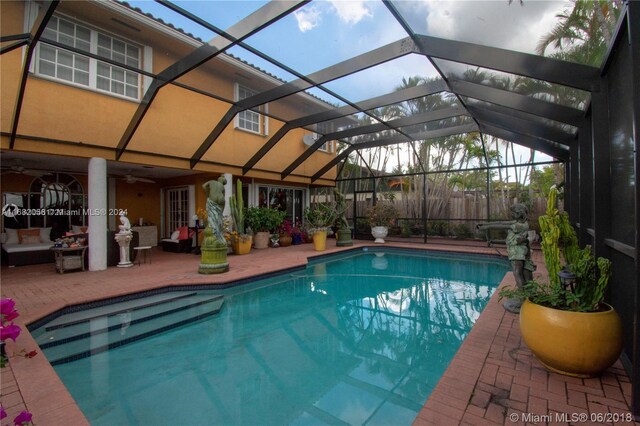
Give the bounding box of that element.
[229,180,245,235]
[452,223,473,239]
[502,187,612,313]
[366,202,398,227]
[245,207,286,233]
[569,246,612,312]
[304,203,337,230]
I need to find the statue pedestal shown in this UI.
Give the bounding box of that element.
[114,232,133,268]
[336,228,353,247]
[199,246,229,274]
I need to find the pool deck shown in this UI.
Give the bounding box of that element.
[0,240,636,425]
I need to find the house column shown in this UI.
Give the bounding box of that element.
[88,157,107,271]
[223,173,233,216]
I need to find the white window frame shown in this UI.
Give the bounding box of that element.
[234,83,268,136]
[30,12,146,102]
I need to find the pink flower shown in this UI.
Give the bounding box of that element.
[0,323,21,342]
[1,406,7,420]
[0,298,19,322]
[13,411,32,425]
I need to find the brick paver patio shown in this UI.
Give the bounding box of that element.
[1,240,637,425]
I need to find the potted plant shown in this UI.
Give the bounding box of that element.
[278,219,294,247]
[245,207,286,249]
[500,187,622,377]
[228,180,252,255]
[304,203,337,251]
[366,202,398,243]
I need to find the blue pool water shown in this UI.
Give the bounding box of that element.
[31,248,509,425]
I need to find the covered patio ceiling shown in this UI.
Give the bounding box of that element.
[3,0,615,183]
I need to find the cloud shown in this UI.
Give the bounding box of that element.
[329,0,373,25]
[294,4,322,32]
[421,0,568,55]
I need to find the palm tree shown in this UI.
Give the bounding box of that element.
[536,0,621,67]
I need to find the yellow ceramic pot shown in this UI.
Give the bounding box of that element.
[232,237,252,255]
[520,299,622,377]
[312,230,327,251]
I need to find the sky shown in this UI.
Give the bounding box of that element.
[128,0,571,103]
[127,0,570,170]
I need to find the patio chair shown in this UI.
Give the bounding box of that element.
[161,226,193,253]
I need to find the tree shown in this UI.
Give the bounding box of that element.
[536,0,621,67]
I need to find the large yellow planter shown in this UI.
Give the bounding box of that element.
[232,237,252,255]
[312,230,327,251]
[520,299,622,377]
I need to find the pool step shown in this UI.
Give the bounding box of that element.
[42,291,199,332]
[37,294,224,365]
[45,293,197,331]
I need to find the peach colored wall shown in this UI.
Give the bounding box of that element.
[115,181,161,228]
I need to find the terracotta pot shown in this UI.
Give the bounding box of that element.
[279,234,292,247]
[253,231,270,249]
[520,299,623,377]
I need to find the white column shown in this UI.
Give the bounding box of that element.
[88,158,107,271]
[222,173,233,216]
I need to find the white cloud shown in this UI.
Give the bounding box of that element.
[422,0,570,55]
[294,5,322,32]
[329,0,373,25]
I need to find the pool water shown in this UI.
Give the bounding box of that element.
[32,249,509,425]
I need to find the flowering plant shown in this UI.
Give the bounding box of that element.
[1,406,33,426]
[1,299,34,425]
[278,218,303,237]
[1,298,21,368]
[197,207,208,224]
[366,202,398,227]
[224,230,252,244]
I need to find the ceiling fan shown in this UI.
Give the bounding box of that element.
[122,174,156,184]
[1,159,51,177]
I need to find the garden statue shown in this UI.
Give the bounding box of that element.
[334,188,353,247]
[199,176,229,274]
[115,212,133,267]
[477,203,536,313]
[203,176,227,245]
[118,213,131,234]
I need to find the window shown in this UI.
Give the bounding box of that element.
[257,186,304,222]
[36,15,141,100]
[235,84,268,135]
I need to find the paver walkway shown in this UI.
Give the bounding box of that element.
[0,240,637,425]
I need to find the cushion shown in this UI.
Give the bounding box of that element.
[171,230,180,241]
[21,234,41,244]
[40,227,52,243]
[177,226,189,240]
[5,229,19,244]
[17,228,40,243]
[71,225,83,233]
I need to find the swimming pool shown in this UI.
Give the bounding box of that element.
[31,248,509,425]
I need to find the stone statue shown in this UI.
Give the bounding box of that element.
[477,203,536,313]
[118,213,131,234]
[115,212,133,267]
[202,176,227,245]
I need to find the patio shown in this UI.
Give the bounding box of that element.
[1,241,635,425]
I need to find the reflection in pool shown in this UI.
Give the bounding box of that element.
[32,248,509,425]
